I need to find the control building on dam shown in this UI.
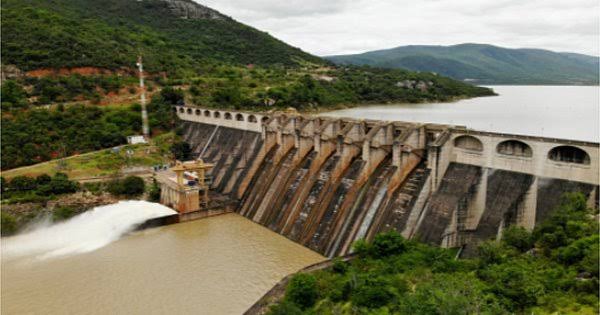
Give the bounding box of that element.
[174,105,599,257]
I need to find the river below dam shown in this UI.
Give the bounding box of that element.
[1,205,324,315]
[322,85,599,142]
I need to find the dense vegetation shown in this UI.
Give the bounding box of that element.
[187,66,494,111]
[1,104,140,169]
[327,43,600,85]
[2,75,137,109]
[1,173,79,204]
[1,0,493,110]
[1,0,323,74]
[106,175,146,197]
[1,68,492,171]
[1,0,494,172]
[270,193,599,314]
[1,87,180,170]
[0,173,148,235]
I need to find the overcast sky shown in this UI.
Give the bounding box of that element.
[198,0,600,56]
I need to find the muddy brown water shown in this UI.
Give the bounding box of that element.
[1,213,324,315]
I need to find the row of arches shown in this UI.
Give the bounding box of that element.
[454,135,591,165]
[177,107,263,123]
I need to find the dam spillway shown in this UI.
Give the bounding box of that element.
[176,106,600,257]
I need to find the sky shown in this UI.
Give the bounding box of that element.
[198,0,600,57]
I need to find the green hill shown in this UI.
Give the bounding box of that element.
[0,1,496,170]
[327,44,599,85]
[1,0,324,75]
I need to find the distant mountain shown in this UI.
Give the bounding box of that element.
[1,0,325,74]
[327,44,599,85]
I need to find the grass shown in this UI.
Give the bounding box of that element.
[2,133,175,180]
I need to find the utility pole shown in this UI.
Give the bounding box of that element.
[137,55,150,138]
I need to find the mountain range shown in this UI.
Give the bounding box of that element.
[327,44,599,85]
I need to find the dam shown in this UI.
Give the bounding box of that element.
[175,105,599,257]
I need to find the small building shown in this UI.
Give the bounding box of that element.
[156,159,214,218]
[127,135,147,145]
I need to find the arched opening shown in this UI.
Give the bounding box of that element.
[261,116,270,123]
[195,109,201,115]
[214,111,221,118]
[186,108,192,114]
[548,146,590,165]
[178,107,184,113]
[235,113,244,121]
[204,110,211,117]
[248,115,257,123]
[224,112,232,120]
[173,107,178,112]
[496,140,532,157]
[454,135,483,152]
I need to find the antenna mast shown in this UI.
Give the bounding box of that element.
[137,55,150,138]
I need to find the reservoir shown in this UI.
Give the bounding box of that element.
[322,85,599,142]
[1,211,324,315]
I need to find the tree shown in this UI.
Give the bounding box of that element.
[147,178,161,202]
[108,176,145,197]
[351,276,394,308]
[1,80,28,109]
[370,231,407,258]
[159,87,185,105]
[38,173,79,194]
[35,174,52,186]
[285,273,318,309]
[8,176,37,191]
[502,226,533,252]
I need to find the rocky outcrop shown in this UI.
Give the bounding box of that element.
[1,64,23,82]
[161,0,226,20]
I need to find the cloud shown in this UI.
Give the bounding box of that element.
[200,0,353,19]
[197,0,600,56]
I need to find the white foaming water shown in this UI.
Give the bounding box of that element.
[2,201,176,261]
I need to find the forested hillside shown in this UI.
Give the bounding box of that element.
[0,0,495,170]
[1,0,324,74]
[327,44,600,85]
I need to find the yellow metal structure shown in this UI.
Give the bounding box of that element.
[171,159,214,208]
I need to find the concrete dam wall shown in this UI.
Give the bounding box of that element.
[176,106,599,257]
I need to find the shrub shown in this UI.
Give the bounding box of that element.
[35,174,52,186]
[352,238,371,258]
[53,206,76,222]
[286,273,318,309]
[108,176,145,197]
[371,231,407,258]
[1,212,17,235]
[266,300,303,315]
[331,258,348,274]
[121,176,145,196]
[147,179,161,202]
[351,276,394,308]
[502,226,533,252]
[38,173,79,195]
[8,176,38,191]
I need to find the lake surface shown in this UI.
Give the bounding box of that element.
[1,213,324,315]
[321,86,599,142]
